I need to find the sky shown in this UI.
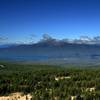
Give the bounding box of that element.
[0,0,100,44]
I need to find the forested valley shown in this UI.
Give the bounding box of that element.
[0,62,100,100]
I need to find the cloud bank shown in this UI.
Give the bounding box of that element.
[38,33,100,45]
[0,36,8,43]
[1,33,100,45]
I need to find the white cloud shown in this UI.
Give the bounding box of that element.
[0,36,8,44]
[38,34,100,45]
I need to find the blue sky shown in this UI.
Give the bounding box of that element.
[0,0,100,44]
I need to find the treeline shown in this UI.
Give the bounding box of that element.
[0,62,100,99]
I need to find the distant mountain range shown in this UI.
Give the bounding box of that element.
[0,38,100,65]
